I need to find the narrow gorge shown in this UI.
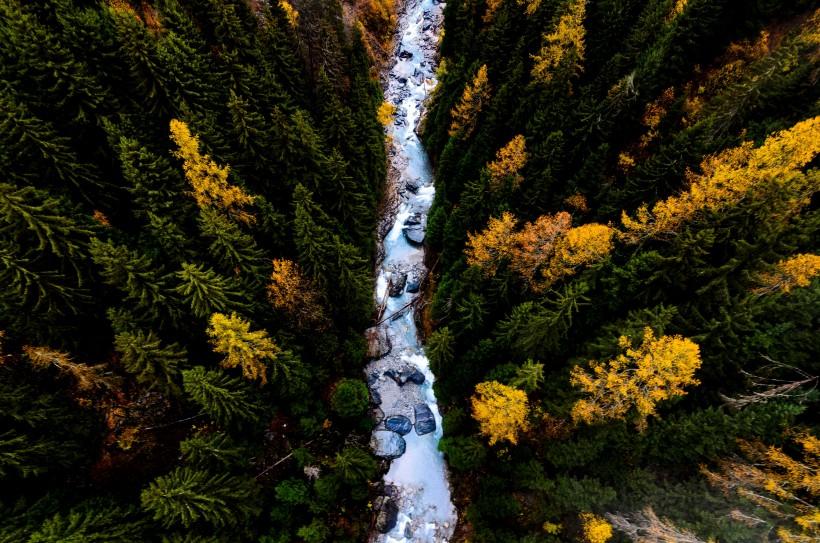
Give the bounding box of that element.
[365,0,456,541]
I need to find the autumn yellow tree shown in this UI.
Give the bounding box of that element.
[279,0,299,28]
[465,212,519,276]
[580,513,613,543]
[570,327,701,429]
[169,119,255,224]
[376,101,396,127]
[449,65,491,138]
[531,0,586,84]
[267,259,329,330]
[621,116,820,243]
[702,433,819,542]
[483,0,504,21]
[22,345,117,393]
[471,381,529,445]
[466,212,614,291]
[516,0,543,15]
[754,254,820,295]
[487,134,527,190]
[207,312,280,385]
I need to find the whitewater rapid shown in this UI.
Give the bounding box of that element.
[366,0,455,541]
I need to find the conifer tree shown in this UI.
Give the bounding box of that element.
[471,381,529,445]
[26,501,146,543]
[141,466,260,528]
[531,0,586,84]
[180,431,245,469]
[174,263,241,319]
[207,312,280,385]
[182,367,262,427]
[197,208,265,278]
[114,330,186,395]
[449,65,491,138]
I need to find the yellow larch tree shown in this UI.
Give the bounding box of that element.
[570,327,701,429]
[487,134,527,190]
[544,223,615,287]
[279,0,299,28]
[471,381,529,445]
[516,0,543,15]
[376,101,397,127]
[465,211,519,276]
[531,0,586,84]
[621,116,820,243]
[169,119,255,224]
[207,312,280,385]
[483,0,504,22]
[579,513,613,543]
[754,254,820,295]
[702,433,819,543]
[268,259,329,330]
[449,65,491,138]
[508,211,573,285]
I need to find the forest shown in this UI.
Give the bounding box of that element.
[1,0,818,542]
[0,0,392,541]
[421,0,819,541]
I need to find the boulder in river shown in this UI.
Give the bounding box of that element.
[365,327,391,359]
[371,430,406,459]
[374,496,399,533]
[414,403,436,435]
[388,273,407,297]
[406,274,421,293]
[370,388,382,406]
[385,367,426,386]
[405,178,422,193]
[399,50,413,59]
[385,415,413,435]
[403,224,425,245]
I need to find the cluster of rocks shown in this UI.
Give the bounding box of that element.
[402,212,425,246]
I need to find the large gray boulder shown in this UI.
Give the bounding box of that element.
[414,403,436,435]
[388,273,407,297]
[402,224,425,245]
[365,326,391,359]
[374,496,399,533]
[371,430,407,459]
[385,415,413,436]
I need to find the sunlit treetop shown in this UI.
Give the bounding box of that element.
[471,381,529,445]
[207,312,280,385]
[531,0,586,84]
[754,254,820,295]
[449,65,491,138]
[579,513,613,543]
[486,134,527,190]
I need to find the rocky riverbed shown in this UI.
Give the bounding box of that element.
[365,0,455,541]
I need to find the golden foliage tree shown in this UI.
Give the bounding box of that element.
[754,254,820,295]
[449,65,491,138]
[702,433,819,543]
[22,345,117,393]
[207,312,280,385]
[471,381,529,445]
[279,0,299,28]
[487,134,527,190]
[570,327,701,429]
[483,0,504,21]
[580,513,613,543]
[376,101,396,127]
[169,120,255,224]
[531,0,586,83]
[267,259,328,330]
[621,116,820,243]
[516,0,543,15]
[466,212,614,291]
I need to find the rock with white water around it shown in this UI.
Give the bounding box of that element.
[371,430,407,459]
[365,327,391,359]
[404,368,426,385]
[405,274,421,293]
[403,224,425,245]
[405,178,422,193]
[388,273,407,297]
[385,367,426,386]
[384,415,413,436]
[374,496,399,533]
[414,403,436,436]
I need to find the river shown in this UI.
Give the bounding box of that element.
[365,0,456,541]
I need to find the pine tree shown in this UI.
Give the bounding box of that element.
[114,330,186,395]
[26,501,146,543]
[333,446,377,484]
[180,431,245,469]
[89,238,174,320]
[140,466,260,528]
[197,208,265,278]
[114,135,185,218]
[510,359,545,392]
[174,262,241,319]
[181,367,262,426]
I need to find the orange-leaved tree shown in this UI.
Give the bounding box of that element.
[471,381,529,445]
[466,211,614,291]
[268,259,329,330]
[207,312,280,385]
[169,119,255,224]
[449,65,491,138]
[487,134,527,190]
[621,116,820,243]
[570,327,701,429]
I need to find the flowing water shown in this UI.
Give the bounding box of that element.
[366,1,456,541]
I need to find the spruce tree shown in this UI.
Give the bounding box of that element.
[26,501,146,543]
[114,330,186,395]
[140,466,260,528]
[180,431,245,469]
[181,367,262,426]
[174,262,242,319]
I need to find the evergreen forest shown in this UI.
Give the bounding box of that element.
[0,0,818,542]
